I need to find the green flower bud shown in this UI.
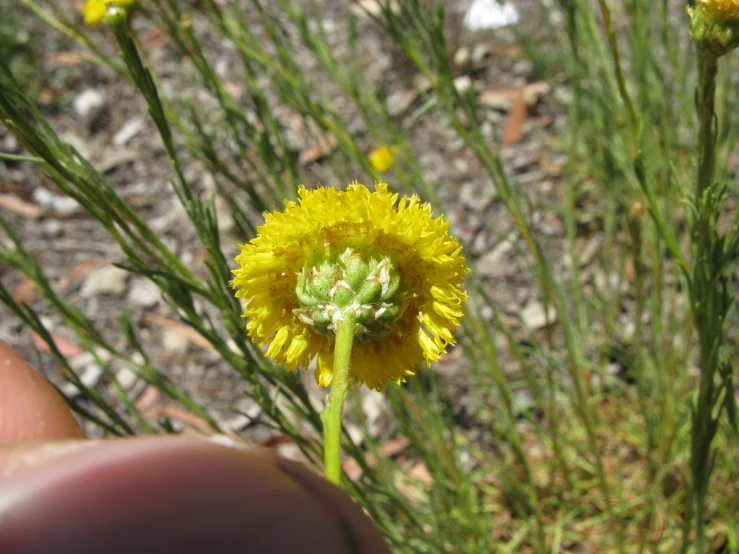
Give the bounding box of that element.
[293,247,408,341]
[689,1,739,56]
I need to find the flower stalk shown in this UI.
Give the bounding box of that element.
[686,47,723,554]
[321,314,356,486]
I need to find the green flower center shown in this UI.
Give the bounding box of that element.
[294,247,408,341]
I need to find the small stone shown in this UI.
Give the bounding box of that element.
[512,59,534,77]
[453,157,470,176]
[223,397,262,432]
[41,219,63,238]
[223,413,251,432]
[93,346,114,365]
[386,89,419,117]
[80,265,129,298]
[472,43,491,65]
[3,133,18,151]
[32,187,56,208]
[163,328,190,355]
[61,364,105,398]
[459,183,482,210]
[476,238,515,278]
[81,365,105,387]
[520,301,556,330]
[454,75,473,93]
[234,397,261,420]
[453,47,471,67]
[69,351,96,371]
[32,188,81,216]
[480,304,494,321]
[116,367,140,390]
[345,423,364,445]
[554,85,573,106]
[52,196,81,217]
[217,210,235,233]
[113,117,146,146]
[72,88,105,117]
[215,57,229,79]
[578,236,602,267]
[513,388,535,414]
[127,278,160,308]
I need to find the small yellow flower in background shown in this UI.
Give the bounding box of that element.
[82,0,136,25]
[231,183,468,391]
[699,0,739,22]
[368,145,397,173]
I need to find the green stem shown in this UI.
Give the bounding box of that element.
[597,0,638,138]
[696,51,718,202]
[687,49,719,554]
[0,151,43,163]
[321,313,356,486]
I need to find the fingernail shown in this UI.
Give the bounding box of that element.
[275,458,391,554]
[0,440,101,481]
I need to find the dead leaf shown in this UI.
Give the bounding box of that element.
[376,436,411,457]
[142,313,213,350]
[45,52,88,66]
[32,332,83,358]
[12,277,35,306]
[0,194,44,219]
[298,133,338,164]
[343,459,365,481]
[135,386,161,410]
[502,89,527,145]
[260,434,296,448]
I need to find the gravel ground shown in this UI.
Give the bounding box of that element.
[1,0,577,450]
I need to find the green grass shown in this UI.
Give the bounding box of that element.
[1,0,738,552]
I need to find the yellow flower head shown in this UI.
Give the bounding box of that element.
[231,183,468,391]
[699,0,739,22]
[82,0,136,25]
[368,145,397,173]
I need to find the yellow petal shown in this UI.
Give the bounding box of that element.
[82,0,106,24]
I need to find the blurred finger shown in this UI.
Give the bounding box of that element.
[0,437,390,554]
[0,342,84,442]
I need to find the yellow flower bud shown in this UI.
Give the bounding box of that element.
[82,0,136,26]
[368,145,397,173]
